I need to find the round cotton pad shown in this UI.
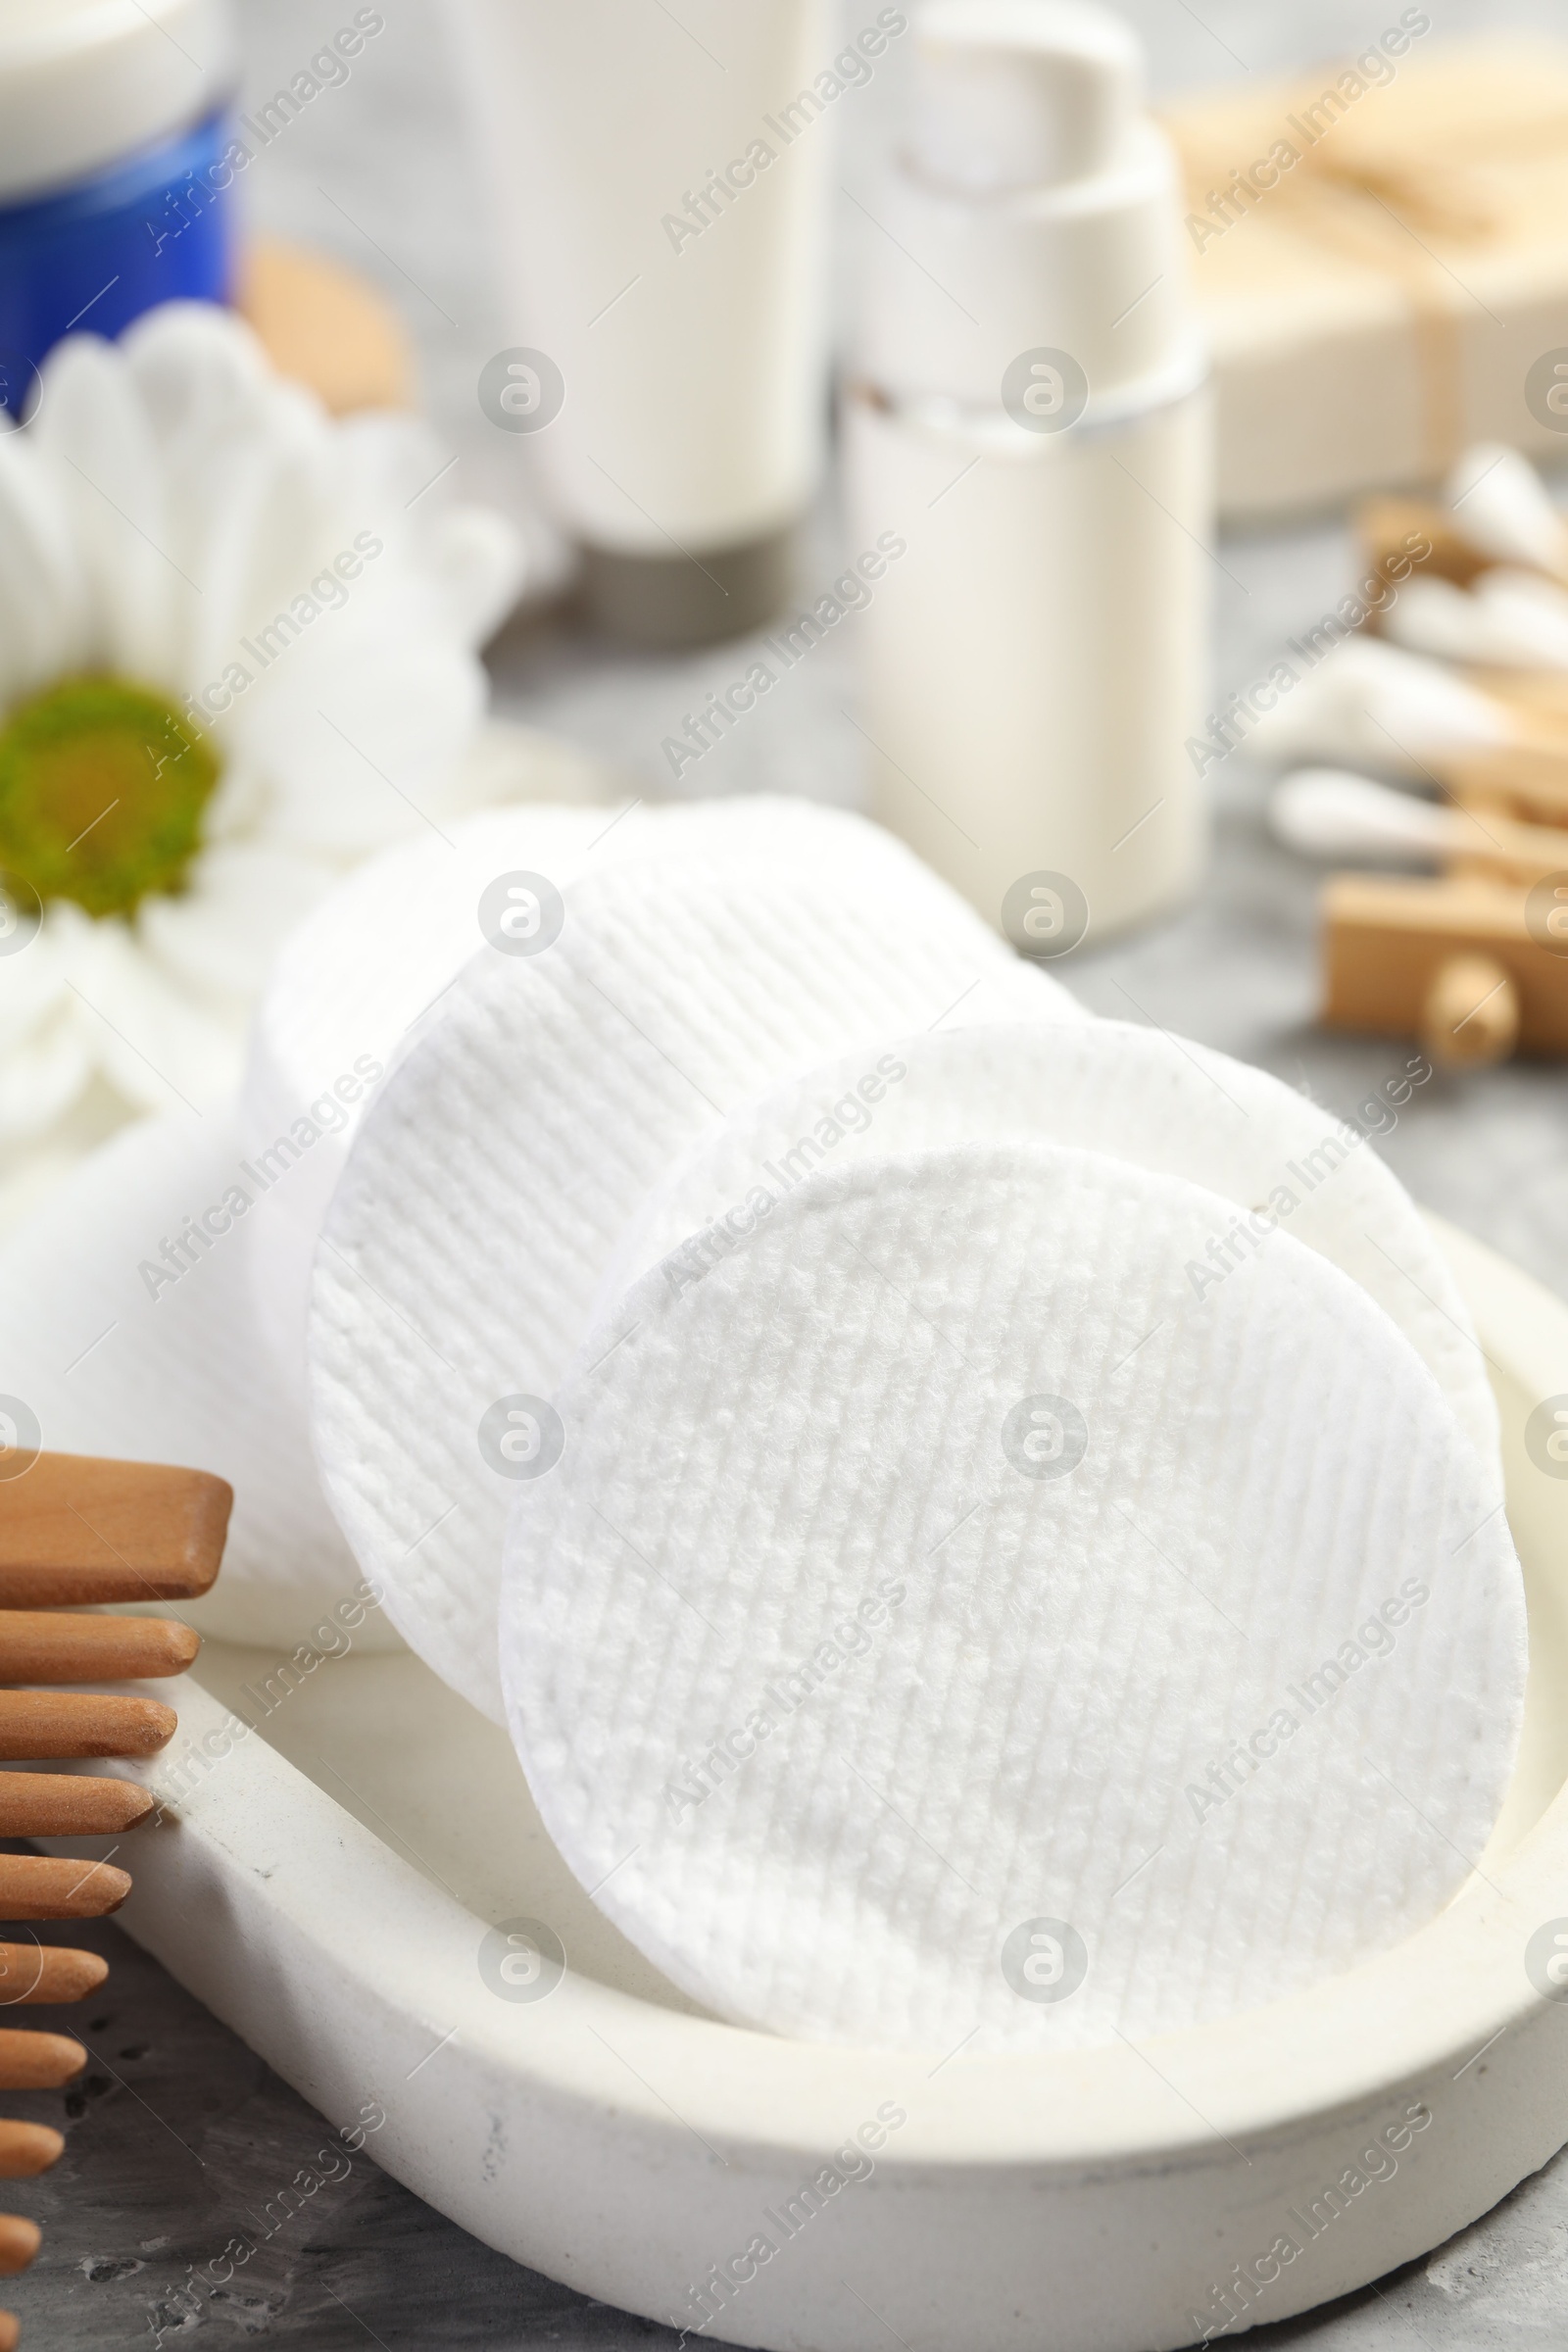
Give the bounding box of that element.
[600,1018,1500,1479]
[245,795,1083,1390]
[242,801,609,1392]
[503,1143,1526,2054]
[310,854,1080,1719]
[0,1111,389,1649]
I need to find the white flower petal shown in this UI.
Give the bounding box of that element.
[0,298,532,1177]
[229,443,355,642]
[121,301,278,445]
[137,842,332,998]
[0,1002,95,1141]
[0,1100,116,1240]
[186,746,270,845]
[333,408,456,515]
[117,312,341,687]
[0,426,89,703]
[29,334,173,684]
[235,638,485,855]
[0,902,70,1034]
[0,906,98,1138]
[177,430,326,698]
[68,921,244,1113]
[420,505,526,646]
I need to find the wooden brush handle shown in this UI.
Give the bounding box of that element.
[0,1450,227,2346]
[0,1856,131,1920]
[0,2122,62,2179]
[0,2033,82,2090]
[0,1453,230,1605]
[0,1690,174,1759]
[0,2217,36,2277]
[0,1945,107,2005]
[0,1774,154,1838]
[0,1612,197,1685]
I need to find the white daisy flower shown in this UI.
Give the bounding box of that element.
[0,299,533,1212]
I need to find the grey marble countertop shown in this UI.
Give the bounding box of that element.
[11,0,1568,2343]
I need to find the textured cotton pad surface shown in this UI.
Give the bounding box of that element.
[602,1019,1500,1478]
[503,1144,1526,2053]
[245,796,1083,1388]
[242,802,612,1387]
[0,1112,386,1649]
[311,856,1079,1719]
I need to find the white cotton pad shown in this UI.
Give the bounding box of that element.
[0,1111,391,1651]
[503,1143,1526,2053]
[243,794,1084,1390]
[600,1018,1500,1480]
[241,801,609,1391]
[309,855,1081,1720]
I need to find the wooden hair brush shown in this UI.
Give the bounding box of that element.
[0,1450,230,2348]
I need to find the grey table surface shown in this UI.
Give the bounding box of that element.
[14,0,1568,2343]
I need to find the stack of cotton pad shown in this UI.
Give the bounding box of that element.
[500,1142,1524,2051]
[244,793,1077,1387]
[291,798,1525,2056]
[309,836,1084,1717]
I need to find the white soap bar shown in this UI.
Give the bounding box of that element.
[0,1111,388,1650]
[601,1018,1499,1477]
[310,854,1081,1720]
[244,794,1081,1389]
[504,1142,1526,2052]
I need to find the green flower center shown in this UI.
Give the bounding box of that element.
[0,675,219,920]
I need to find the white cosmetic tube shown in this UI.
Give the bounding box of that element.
[447,0,846,644]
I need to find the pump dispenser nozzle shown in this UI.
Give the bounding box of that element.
[908,0,1142,195]
[863,0,1199,414]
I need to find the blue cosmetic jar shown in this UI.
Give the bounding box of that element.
[0,1,237,416]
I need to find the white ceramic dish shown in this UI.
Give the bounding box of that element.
[49,1215,1568,2352]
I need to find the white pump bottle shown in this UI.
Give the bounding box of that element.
[845,0,1210,949]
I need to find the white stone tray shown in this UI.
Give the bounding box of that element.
[47,1216,1568,2352]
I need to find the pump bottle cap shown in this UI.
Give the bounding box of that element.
[910,0,1141,194]
[860,0,1202,420]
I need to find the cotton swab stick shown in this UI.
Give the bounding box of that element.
[1247,638,1568,774]
[1358,447,1568,598]
[1446,444,1568,577]
[1383,569,1568,672]
[1271,768,1568,880]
